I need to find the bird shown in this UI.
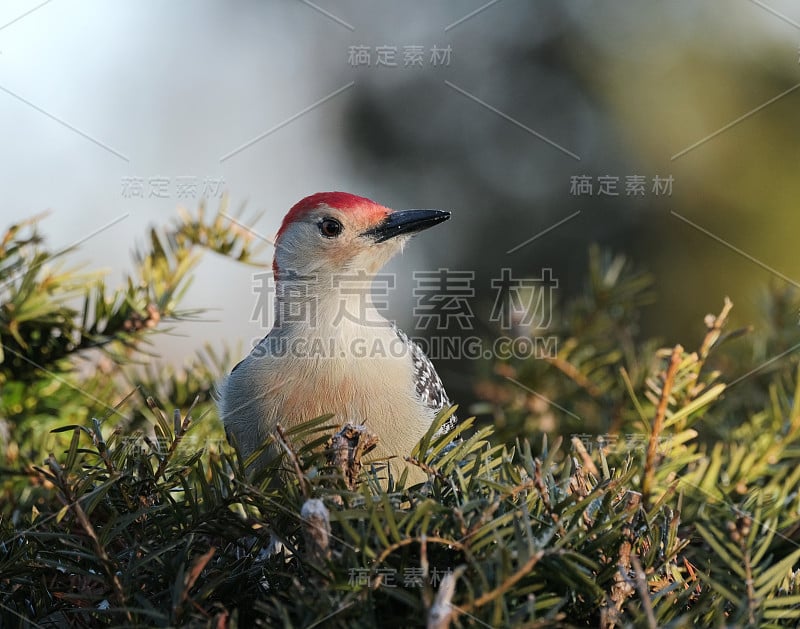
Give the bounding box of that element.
[217,191,457,482]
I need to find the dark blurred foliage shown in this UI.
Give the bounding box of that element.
[338,2,800,415]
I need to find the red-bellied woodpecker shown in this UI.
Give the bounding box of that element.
[218,192,457,481]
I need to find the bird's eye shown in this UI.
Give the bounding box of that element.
[319,217,343,238]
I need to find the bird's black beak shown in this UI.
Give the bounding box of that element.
[362,209,451,243]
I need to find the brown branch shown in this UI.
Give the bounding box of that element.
[375,536,468,567]
[404,455,447,482]
[457,550,545,615]
[571,435,600,477]
[47,455,131,622]
[730,514,756,625]
[642,344,682,504]
[147,397,196,481]
[545,354,605,398]
[72,499,130,620]
[182,547,216,603]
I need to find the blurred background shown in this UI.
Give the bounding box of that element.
[2,0,799,417]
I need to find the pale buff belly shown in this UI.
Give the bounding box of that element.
[233,348,432,480]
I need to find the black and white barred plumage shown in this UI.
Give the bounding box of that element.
[393,325,458,437]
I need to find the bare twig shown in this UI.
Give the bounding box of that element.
[698,297,733,361]
[301,499,331,565]
[427,566,466,629]
[602,538,633,628]
[630,554,657,629]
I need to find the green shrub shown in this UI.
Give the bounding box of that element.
[2,209,800,627]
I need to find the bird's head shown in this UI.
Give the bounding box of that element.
[272,192,450,279]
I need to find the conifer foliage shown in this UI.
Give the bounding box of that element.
[2,209,800,627]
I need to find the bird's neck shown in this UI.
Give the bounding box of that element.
[272,275,390,333]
